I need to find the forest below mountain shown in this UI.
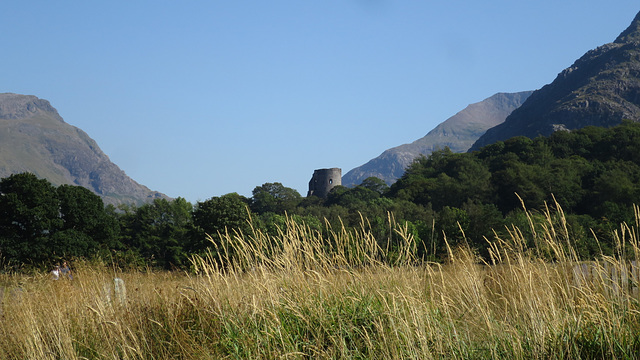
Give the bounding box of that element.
[3,121,640,270]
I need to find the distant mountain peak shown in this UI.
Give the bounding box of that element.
[0,93,60,120]
[470,10,640,151]
[0,93,168,205]
[342,91,532,187]
[615,11,640,44]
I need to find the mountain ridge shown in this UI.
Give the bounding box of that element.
[0,93,168,205]
[470,10,640,151]
[343,91,532,187]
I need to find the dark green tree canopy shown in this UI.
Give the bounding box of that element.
[192,193,253,253]
[0,173,62,264]
[359,177,389,195]
[0,173,122,266]
[120,197,193,269]
[250,182,301,214]
[55,184,119,259]
[390,148,491,210]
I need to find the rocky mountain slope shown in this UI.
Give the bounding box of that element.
[343,91,532,187]
[470,11,640,151]
[0,93,168,205]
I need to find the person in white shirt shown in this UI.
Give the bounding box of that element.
[52,265,60,280]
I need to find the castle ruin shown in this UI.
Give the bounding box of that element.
[307,168,341,198]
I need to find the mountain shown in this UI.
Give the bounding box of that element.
[342,91,533,187]
[0,93,168,205]
[470,11,640,151]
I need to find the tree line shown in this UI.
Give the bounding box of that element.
[3,121,640,270]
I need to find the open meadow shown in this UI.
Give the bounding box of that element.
[1,205,640,359]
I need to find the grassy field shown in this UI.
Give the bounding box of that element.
[1,205,640,359]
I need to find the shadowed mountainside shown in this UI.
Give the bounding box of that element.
[470,11,640,151]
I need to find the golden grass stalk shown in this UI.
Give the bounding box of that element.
[0,202,639,359]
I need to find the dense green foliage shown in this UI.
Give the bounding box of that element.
[3,122,640,269]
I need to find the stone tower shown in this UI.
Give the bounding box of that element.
[307,168,342,198]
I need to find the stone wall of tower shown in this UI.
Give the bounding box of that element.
[307,168,342,198]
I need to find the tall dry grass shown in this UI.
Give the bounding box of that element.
[1,203,639,359]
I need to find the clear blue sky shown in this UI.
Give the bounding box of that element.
[2,1,639,202]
